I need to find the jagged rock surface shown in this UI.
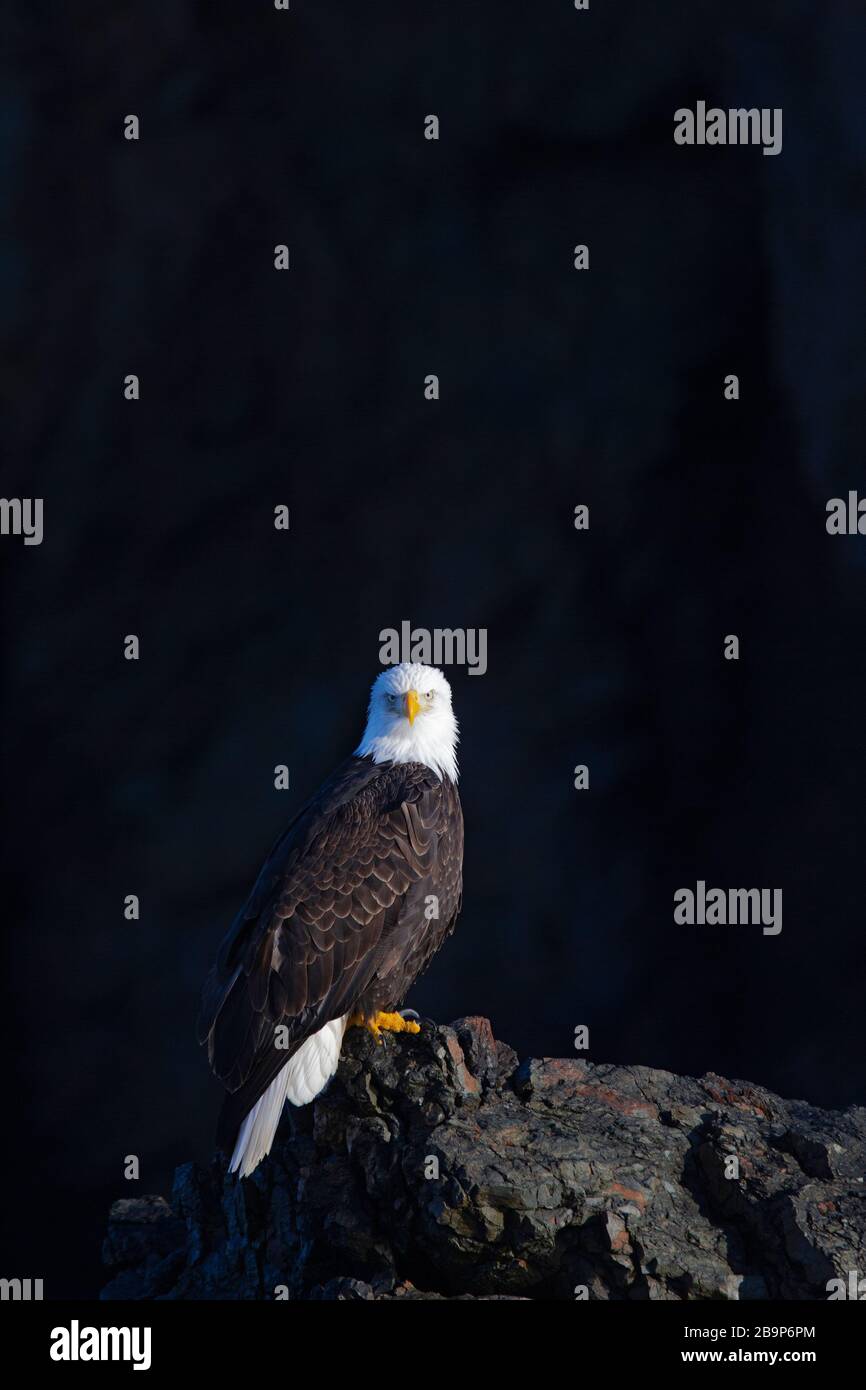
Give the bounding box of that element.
[103,1018,866,1300]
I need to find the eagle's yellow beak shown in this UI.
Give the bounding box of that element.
[404,689,420,725]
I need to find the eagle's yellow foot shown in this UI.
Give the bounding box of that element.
[347,1010,421,1045]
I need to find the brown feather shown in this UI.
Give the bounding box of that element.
[199,755,463,1154]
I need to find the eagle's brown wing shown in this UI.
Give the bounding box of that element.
[197,755,462,1151]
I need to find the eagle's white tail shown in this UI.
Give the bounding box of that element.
[229,1015,349,1178]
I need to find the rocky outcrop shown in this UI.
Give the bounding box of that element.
[102,1017,866,1300]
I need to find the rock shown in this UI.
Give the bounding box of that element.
[101,1018,866,1300]
[101,1195,187,1300]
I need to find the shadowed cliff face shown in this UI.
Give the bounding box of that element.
[103,1018,866,1301]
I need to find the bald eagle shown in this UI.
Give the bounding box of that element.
[198,663,463,1177]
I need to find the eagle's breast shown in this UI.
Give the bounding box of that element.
[361,767,463,1011]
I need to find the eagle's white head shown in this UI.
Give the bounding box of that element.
[356,662,459,783]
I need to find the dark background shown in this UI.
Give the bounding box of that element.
[2,0,865,1299]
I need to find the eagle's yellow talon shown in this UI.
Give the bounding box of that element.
[348,1010,421,1041]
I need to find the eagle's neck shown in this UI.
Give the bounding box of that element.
[355,716,459,784]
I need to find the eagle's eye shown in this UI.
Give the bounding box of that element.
[425,690,435,700]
